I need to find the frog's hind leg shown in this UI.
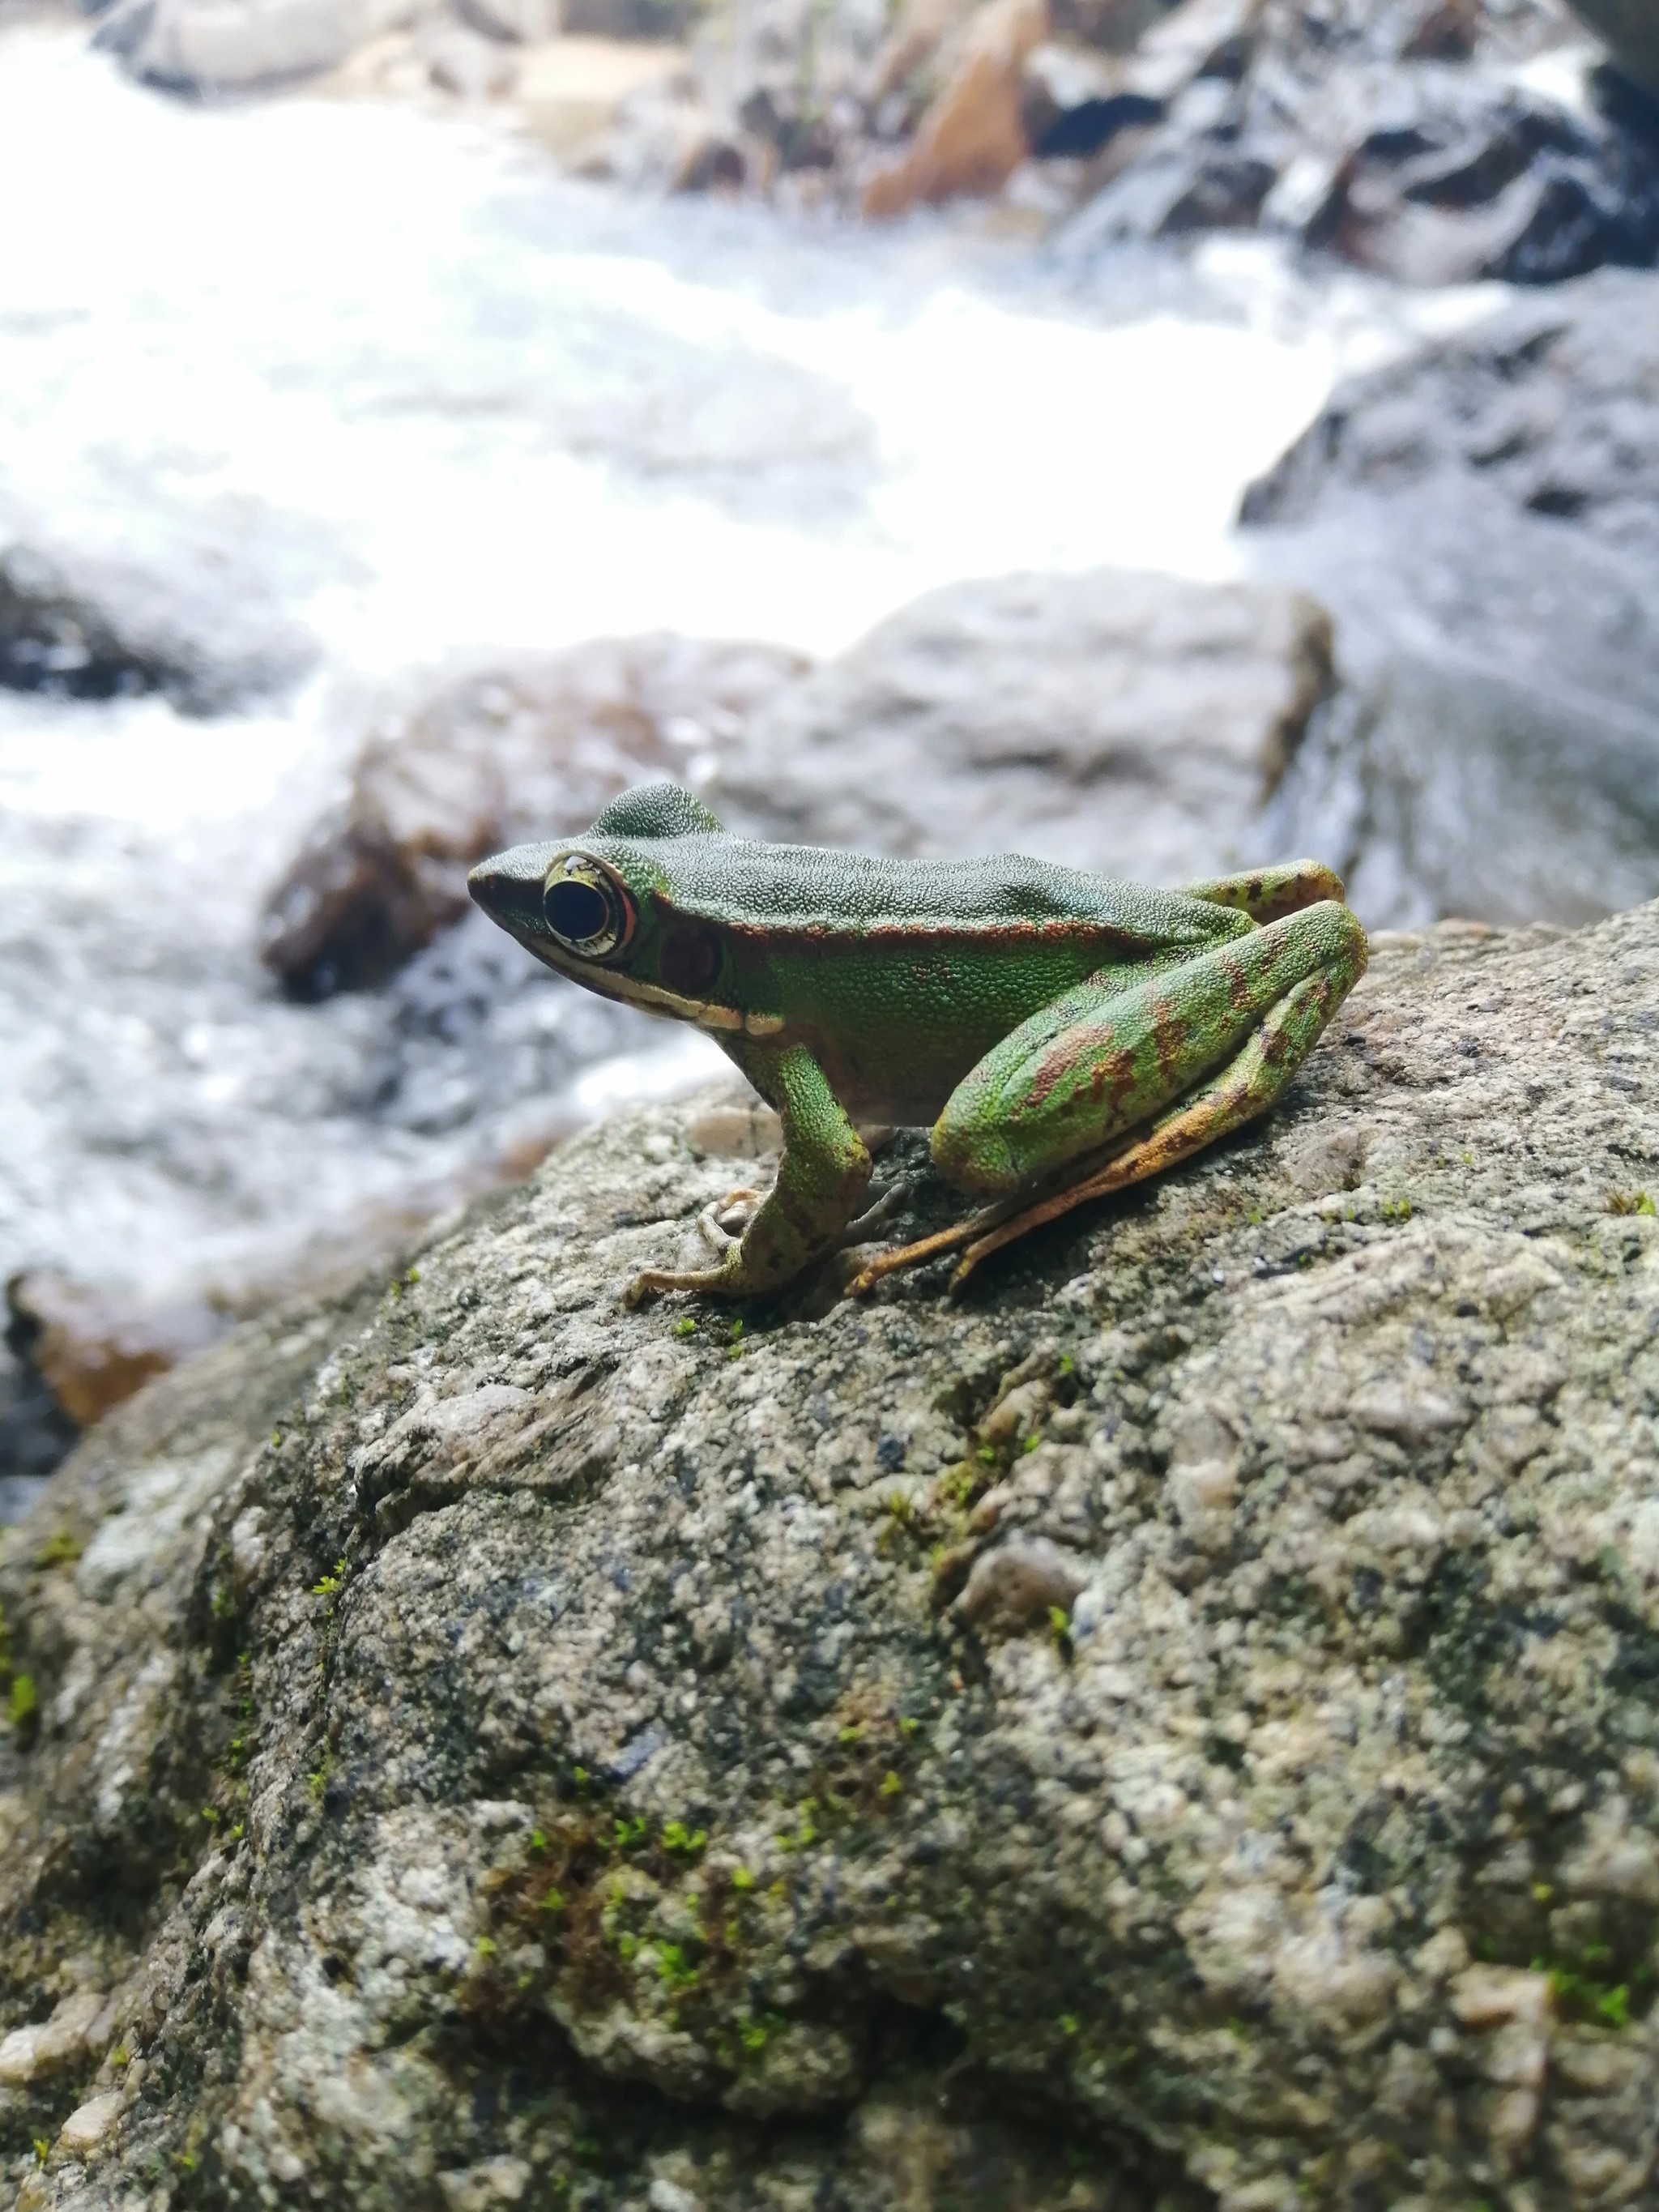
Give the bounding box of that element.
[945,960,1346,1287]
[1182,860,1346,925]
[847,899,1366,1297]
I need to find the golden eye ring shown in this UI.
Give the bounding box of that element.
[542,854,635,961]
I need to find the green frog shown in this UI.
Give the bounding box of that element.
[468,783,1367,1300]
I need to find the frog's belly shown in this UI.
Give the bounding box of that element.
[838,1071,959,1129]
[768,934,1137,1127]
[812,1031,988,1131]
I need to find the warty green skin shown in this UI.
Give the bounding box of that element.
[467,782,1370,1298]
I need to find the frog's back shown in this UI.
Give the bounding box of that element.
[587,830,1234,949]
[589,829,1251,1125]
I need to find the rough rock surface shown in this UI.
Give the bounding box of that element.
[1240,267,1659,929]
[713,566,1334,882]
[6,901,1659,2208]
[261,636,807,1000]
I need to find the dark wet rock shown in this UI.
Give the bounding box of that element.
[1265,644,1659,929]
[4,1273,226,1433]
[1241,267,1659,926]
[5,907,1659,2204]
[261,636,807,1000]
[1241,267,1659,558]
[1567,0,1659,103]
[1020,39,1160,155]
[0,1334,75,1514]
[712,566,1335,885]
[1021,0,1659,283]
[1047,0,1659,281]
[1063,119,1275,237]
[1299,65,1659,285]
[626,0,1659,278]
[1021,38,1149,152]
[0,504,318,715]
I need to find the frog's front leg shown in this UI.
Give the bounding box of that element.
[850,899,1367,1295]
[625,1043,872,1305]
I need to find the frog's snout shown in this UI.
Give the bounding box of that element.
[468,848,547,937]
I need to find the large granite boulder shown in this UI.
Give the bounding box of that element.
[2,902,1659,2207]
[712,567,1335,885]
[1240,267,1659,928]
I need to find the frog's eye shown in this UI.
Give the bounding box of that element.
[542,854,634,960]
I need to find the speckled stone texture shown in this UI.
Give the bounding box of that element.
[3,905,1659,2212]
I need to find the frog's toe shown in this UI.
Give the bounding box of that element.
[625,1262,727,1305]
[836,1176,914,1249]
[698,1188,761,1253]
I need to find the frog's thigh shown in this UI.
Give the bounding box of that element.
[949,956,1355,1286]
[932,901,1367,1197]
[1181,859,1346,925]
[628,1044,871,1301]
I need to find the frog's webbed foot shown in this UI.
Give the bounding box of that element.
[697,1188,762,1254]
[843,1185,1073,1298]
[625,1255,749,1307]
[625,1044,873,1308]
[621,1189,762,1305]
[836,1176,914,1251]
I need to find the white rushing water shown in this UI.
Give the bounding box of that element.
[0,19,1492,1332]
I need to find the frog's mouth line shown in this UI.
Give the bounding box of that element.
[518,930,790,1040]
[467,856,785,1040]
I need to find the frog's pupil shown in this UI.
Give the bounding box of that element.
[545,878,610,946]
